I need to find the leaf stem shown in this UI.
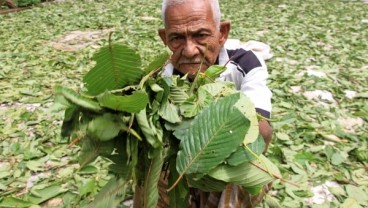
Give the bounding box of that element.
[138,59,170,90]
[166,173,184,193]
[245,145,272,177]
[189,43,209,94]
[249,162,301,188]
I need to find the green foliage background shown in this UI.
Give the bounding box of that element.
[0,0,367,207]
[15,0,41,7]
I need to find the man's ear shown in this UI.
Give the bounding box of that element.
[219,21,231,46]
[158,28,167,45]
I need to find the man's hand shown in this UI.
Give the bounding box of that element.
[259,120,272,153]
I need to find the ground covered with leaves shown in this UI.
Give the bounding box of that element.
[0,0,367,207]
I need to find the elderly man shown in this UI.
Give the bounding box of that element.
[158,0,273,207]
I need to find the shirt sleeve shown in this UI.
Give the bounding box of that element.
[239,58,272,118]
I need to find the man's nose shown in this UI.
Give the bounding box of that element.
[182,38,199,58]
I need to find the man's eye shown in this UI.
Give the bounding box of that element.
[194,33,208,39]
[170,36,184,41]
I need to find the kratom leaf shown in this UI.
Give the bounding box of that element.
[199,81,259,145]
[54,86,102,112]
[158,101,181,123]
[150,83,164,92]
[143,51,170,74]
[179,88,214,118]
[346,185,368,206]
[264,195,282,208]
[136,108,163,148]
[209,155,281,189]
[198,65,227,84]
[243,185,263,195]
[186,174,227,192]
[203,65,227,79]
[104,138,130,178]
[87,114,121,141]
[0,197,33,208]
[175,93,250,177]
[83,44,143,95]
[89,176,128,208]
[168,160,189,208]
[97,91,148,113]
[200,82,236,98]
[234,93,259,145]
[143,148,164,208]
[169,85,190,105]
[79,178,96,196]
[61,105,79,137]
[226,134,266,166]
[78,138,114,167]
[164,118,193,140]
[28,184,67,204]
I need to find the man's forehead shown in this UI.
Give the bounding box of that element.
[164,1,215,29]
[166,20,212,35]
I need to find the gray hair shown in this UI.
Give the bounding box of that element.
[161,0,221,29]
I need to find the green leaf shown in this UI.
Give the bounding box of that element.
[199,82,259,145]
[87,114,121,141]
[97,91,148,113]
[186,175,226,192]
[61,105,79,137]
[294,152,317,165]
[234,92,259,145]
[243,185,263,195]
[136,108,163,148]
[159,101,181,123]
[28,184,67,204]
[105,138,130,178]
[175,93,250,177]
[293,190,313,197]
[26,160,44,172]
[346,185,368,206]
[226,134,265,166]
[169,85,190,105]
[143,148,164,208]
[79,165,98,174]
[199,82,235,98]
[264,195,282,208]
[89,177,128,208]
[202,65,227,80]
[179,88,214,118]
[331,152,348,166]
[352,148,368,163]
[0,197,33,208]
[276,132,290,141]
[209,155,280,190]
[341,198,361,208]
[79,178,96,196]
[54,86,102,112]
[83,44,143,95]
[143,51,170,74]
[168,160,189,208]
[78,138,115,167]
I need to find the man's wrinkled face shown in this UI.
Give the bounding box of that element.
[159,0,229,78]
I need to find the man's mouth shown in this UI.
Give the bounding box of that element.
[180,63,201,65]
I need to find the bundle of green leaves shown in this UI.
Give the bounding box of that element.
[54,39,281,207]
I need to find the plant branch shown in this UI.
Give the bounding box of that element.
[250,162,301,188]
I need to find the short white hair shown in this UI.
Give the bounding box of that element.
[161,0,221,29]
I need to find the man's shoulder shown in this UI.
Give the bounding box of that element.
[226,48,262,74]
